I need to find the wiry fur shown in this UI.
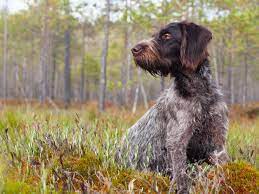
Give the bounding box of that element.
[117,21,229,194]
[133,39,171,76]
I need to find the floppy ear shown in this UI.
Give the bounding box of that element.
[180,22,212,71]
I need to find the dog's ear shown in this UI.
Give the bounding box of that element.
[180,22,212,72]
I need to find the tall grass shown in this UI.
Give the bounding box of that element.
[227,120,258,166]
[0,105,258,193]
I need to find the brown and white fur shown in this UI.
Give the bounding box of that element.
[117,21,229,194]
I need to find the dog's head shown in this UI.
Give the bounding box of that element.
[131,21,212,76]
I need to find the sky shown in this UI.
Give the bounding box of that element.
[0,0,27,12]
[0,0,99,13]
[1,0,216,21]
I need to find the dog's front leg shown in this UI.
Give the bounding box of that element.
[166,120,193,194]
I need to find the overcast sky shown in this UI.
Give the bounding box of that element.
[0,0,26,12]
[1,0,102,13]
[1,0,216,21]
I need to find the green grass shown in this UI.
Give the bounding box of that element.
[0,105,258,193]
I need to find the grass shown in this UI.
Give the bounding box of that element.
[0,103,258,193]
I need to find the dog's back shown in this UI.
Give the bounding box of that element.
[122,21,229,193]
[119,61,228,172]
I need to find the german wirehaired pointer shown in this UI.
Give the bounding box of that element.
[117,21,229,193]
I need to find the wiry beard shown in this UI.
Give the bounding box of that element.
[134,57,171,76]
[133,40,171,76]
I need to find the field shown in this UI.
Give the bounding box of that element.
[0,102,258,193]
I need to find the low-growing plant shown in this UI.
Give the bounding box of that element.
[0,105,258,193]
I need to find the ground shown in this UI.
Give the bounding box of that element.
[0,101,258,193]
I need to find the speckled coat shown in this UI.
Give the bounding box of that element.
[117,21,230,193]
[118,60,229,193]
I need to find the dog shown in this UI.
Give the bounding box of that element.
[117,21,229,193]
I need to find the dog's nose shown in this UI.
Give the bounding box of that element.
[131,44,143,55]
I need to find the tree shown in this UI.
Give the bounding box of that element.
[39,0,51,102]
[120,0,131,106]
[76,2,92,103]
[99,0,110,112]
[0,0,258,105]
[80,22,86,102]
[2,0,8,99]
[64,0,71,108]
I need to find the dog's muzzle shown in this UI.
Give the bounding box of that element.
[131,44,143,56]
[131,39,155,57]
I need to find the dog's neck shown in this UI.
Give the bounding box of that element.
[174,59,215,98]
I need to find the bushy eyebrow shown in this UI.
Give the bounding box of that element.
[151,27,174,39]
[158,29,171,38]
[161,28,171,33]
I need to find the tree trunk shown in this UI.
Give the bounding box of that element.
[227,33,235,105]
[80,62,85,102]
[64,0,71,108]
[132,84,140,113]
[212,45,219,86]
[218,38,225,87]
[55,70,59,100]
[243,37,249,106]
[22,57,27,98]
[126,41,132,104]
[50,46,56,100]
[231,68,234,104]
[39,0,50,103]
[99,0,110,112]
[80,22,86,102]
[2,0,8,99]
[121,0,131,106]
[243,51,248,106]
[137,69,148,109]
[14,62,18,98]
[64,29,71,107]
[227,66,234,105]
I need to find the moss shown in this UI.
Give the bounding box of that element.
[1,180,37,194]
[63,151,102,177]
[221,161,259,193]
[192,161,259,193]
[62,151,104,191]
[108,167,170,192]
[62,152,170,192]
[124,171,170,192]
[0,106,257,193]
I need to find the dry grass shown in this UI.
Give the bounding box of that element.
[0,102,258,193]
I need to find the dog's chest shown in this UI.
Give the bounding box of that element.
[157,87,203,123]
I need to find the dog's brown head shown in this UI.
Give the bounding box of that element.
[131,21,212,76]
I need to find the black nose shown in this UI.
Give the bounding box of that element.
[131,44,143,55]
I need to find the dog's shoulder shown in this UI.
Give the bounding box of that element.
[156,82,200,110]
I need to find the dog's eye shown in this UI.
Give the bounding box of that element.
[161,33,172,40]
